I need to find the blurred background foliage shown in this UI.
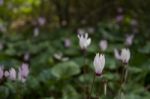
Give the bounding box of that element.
[0,0,150,99]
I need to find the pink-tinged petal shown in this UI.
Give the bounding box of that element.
[114,49,121,60]
[21,63,29,77]
[4,71,9,77]
[99,40,108,51]
[9,68,16,80]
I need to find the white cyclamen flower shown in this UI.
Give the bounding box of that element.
[120,48,130,63]
[114,49,121,60]
[18,68,26,83]
[99,40,108,51]
[9,68,16,80]
[4,71,9,77]
[93,53,105,76]
[78,33,91,49]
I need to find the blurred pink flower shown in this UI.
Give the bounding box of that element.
[0,0,3,6]
[9,68,16,80]
[99,40,108,51]
[116,15,124,23]
[61,20,67,26]
[21,63,29,77]
[18,69,26,83]
[4,71,9,77]
[24,52,30,61]
[0,67,3,79]
[64,38,71,48]
[18,63,29,82]
[117,7,123,13]
[131,19,138,27]
[125,35,134,46]
[38,17,46,26]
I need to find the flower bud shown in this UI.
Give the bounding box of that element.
[99,40,108,51]
[93,53,105,76]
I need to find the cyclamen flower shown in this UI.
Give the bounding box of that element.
[18,71,26,83]
[125,35,134,46]
[21,63,29,77]
[93,53,105,76]
[4,71,9,77]
[9,68,16,80]
[117,7,123,13]
[0,67,3,79]
[24,52,30,61]
[61,20,67,26]
[0,0,3,6]
[18,63,29,82]
[120,48,130,64]
[114,48,130,64]
[130,19,138,27]
[64,38,71,48]
[38,17,46,26]
[78,33,91,50]
[114,49,121,60]
[99,40,108,51]
[116,15,124,23]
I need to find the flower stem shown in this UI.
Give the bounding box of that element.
[124,65,128,83]
[122,64,128,84]
[88,73,96,99]
[82,49,87,99]
[104,81,107,96]
[118,63,128,98]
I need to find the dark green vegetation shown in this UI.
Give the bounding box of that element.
[0,0,150,99]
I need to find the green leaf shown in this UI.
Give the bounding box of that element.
[138,42,150,54]
[0,86,9,99]
[51,61,80,79]
[62,85,81,99]
[105,56,117,70]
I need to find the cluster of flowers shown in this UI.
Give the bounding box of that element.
[0,63,29,82]
[78,33,131,76]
